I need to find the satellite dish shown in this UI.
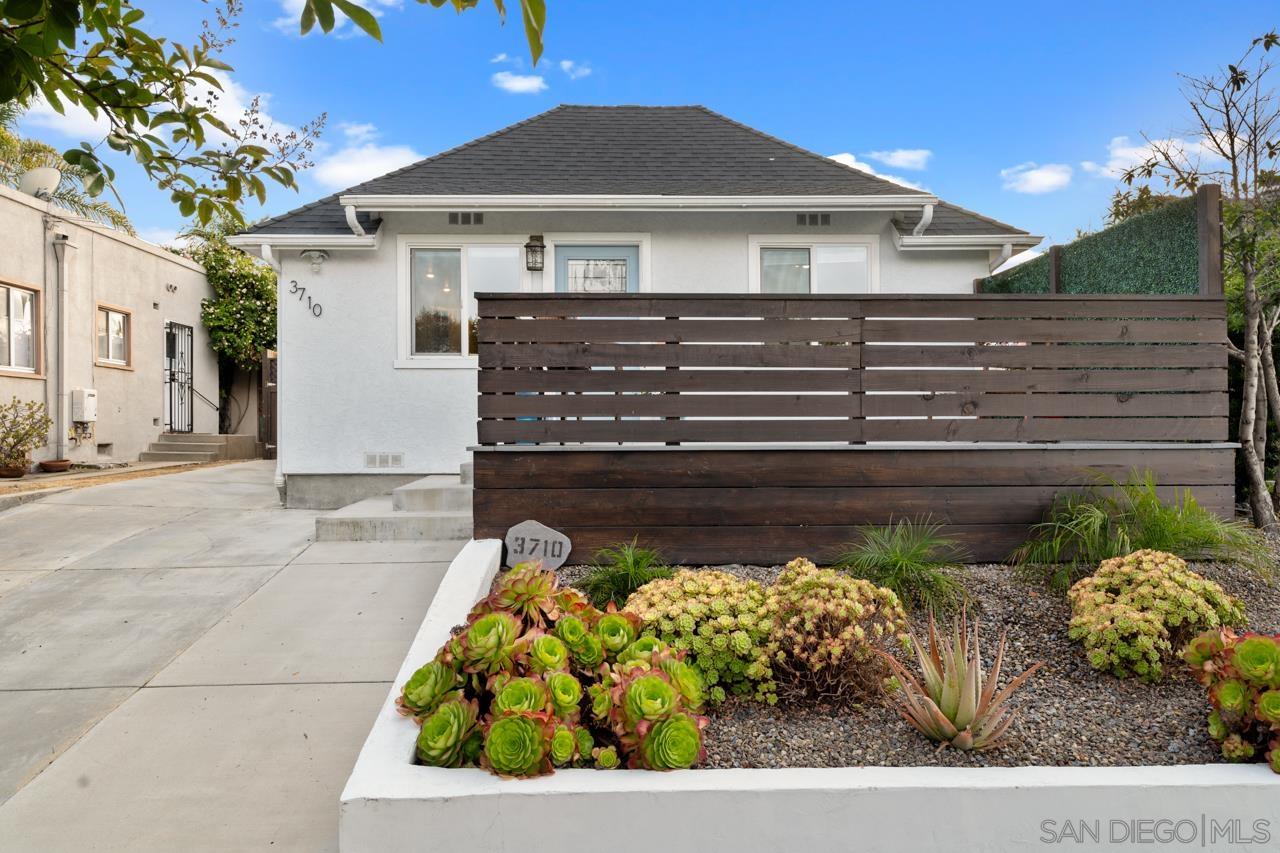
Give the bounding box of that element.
[18,167,62,199]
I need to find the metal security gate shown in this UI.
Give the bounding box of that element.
[164,321,194,433]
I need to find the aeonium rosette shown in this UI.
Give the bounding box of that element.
[490,676,551,715]
[454,611,524,677]
[416,698,482,768]
[634,712,708,771]
[1233,636,1280,687]
[545,671,584,719]
[397,659,462,719]
[481,711,556,778]
[596,610,639,657]
[527,632,570,674]
[489,562,562,627]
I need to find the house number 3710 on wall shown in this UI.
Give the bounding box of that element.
[288,281,323,318]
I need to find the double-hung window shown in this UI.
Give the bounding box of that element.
[406,243,523,358]
[96,306,130,366]
[0,283,36,373]
[753,237,876,294]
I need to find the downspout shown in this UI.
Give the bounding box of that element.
[990,242,1014,272]
[50,231,70,460]
[343,204,366,237]
[911,203,934,237]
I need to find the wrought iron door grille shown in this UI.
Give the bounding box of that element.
[164,321,194,433]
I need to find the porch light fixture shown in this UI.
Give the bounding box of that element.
[524,235,545,271]
[300,249,329,273]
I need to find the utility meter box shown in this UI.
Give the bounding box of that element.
[71,388,98,423]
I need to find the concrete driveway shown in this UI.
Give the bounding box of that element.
[0,461,461,852]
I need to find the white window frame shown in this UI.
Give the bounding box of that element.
[747,234,880,294]
[0,282,38,374]
[541,233,652,293]
[395,234,532,368]
[96,304,131,368]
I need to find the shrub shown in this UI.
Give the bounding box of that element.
[625,569,777,704]
[767,557,909,701]
[879,608,1042,751]
[1067,550,1245,681]
[1012,469,1270,591]
[578,540,673,608]
[1184,628,1280,772]
[398,561,709,778]
[835,518,967,613]
[0,397,52,470]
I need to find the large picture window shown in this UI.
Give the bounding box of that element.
[96,306,130,366]
[408,244,522,357]
[0,284,36,372]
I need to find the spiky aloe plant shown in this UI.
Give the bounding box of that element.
[880,608,1043,751]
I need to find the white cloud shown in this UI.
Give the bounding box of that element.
[991,249,1042,276]
[311,122,422,189]
[559,59,592,80]
[866,148,932,170]
[273,0,402,36]
[1080,134,1225,180]
[828,152,925,190]
[23,97,111,140]
[1000,161,1072,194]
[491,52,513,64]
[491,71,547,94]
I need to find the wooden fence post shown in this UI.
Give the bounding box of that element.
[1047,245,1063,294]
[1197,184,1224,296]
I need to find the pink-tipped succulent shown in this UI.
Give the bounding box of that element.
[489,562,563,628]
[880,607,1042,751]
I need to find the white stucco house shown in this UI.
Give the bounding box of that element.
[227,105,1042,508]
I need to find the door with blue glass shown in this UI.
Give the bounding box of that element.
[554,245,640,293]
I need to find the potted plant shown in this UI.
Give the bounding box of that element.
[0,397,54,479]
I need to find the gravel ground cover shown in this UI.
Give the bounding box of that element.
[558,559,1280,769]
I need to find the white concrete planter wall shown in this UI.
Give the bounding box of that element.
[341,539,1280,853]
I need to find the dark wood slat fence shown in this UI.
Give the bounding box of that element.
[472,293,1234,563]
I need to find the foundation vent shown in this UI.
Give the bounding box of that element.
[364,452,405,469]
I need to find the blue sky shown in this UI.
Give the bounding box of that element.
[17,0,1278,254]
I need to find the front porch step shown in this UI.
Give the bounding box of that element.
[149,433,259,460]
[139,449,219,463]
[391,475,470,511]
[151,441,224,454]
[315,496,472,542]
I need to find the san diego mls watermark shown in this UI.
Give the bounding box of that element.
[1039,815,1272,846]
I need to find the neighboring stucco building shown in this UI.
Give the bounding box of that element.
[227,105,1042,508]
[0,183,219,467]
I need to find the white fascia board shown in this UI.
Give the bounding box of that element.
[337,193,939,212]
[894,232,1044,251]
[226,226,382,250]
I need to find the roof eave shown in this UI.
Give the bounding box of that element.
[227,225,382,250]
[337,193,938,213]
[895,232,1044,251]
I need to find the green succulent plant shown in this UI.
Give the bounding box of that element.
[550,725,577,766]
[492,677,551,715]
[658,656,706,712]
[416,699,481,768]
[1222,733,1257,762]
[528,633,570,674]
[1214,679,1251,715]
[1207,710,1228,741]
[482,712,555,778]
[635,713,706,770]
[491,562,563,627]
[1255,691,1280,726]
[1269,746,1280,774]
[546,671,584,718]
[399,659,462,718]
[617,636,668,666]
[619,673,679,728]
[587,682,614,722]
[1182,631,1226,670]
[880,608,1042,751]
[456,611,524,677]
[592,745,620,769]
[1233,636,1280,687]
[555,614,591,649]
[596,612,639,656]
[574,726,594,759]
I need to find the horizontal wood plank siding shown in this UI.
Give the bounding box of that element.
[473,293,1233,564]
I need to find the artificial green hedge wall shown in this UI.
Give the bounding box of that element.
[980,196,1198,294]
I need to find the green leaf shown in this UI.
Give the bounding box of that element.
[310,0,336,33]
[518,0,545,64]
[300,1,317,33]
[331,0,383,40]
[4,0,45,19]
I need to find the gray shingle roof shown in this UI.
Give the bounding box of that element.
[243,105,1025,239]
[895,201,1030,237]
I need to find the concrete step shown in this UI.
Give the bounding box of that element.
[153,433,259,460]
[315,496,472,542]
[391,475,470,511]
[151,441,224,454]
[139,449,219,463]
[156,432,222,442]
[460,462,473,485]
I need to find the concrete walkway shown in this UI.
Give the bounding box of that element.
[0,461,461,851]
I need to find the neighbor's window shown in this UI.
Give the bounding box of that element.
[760,244,870,293]
[0,284,36,372]
[410,245,521,356]
[96,306,130,365]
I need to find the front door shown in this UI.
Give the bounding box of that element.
[554,245,640,293]
[164,321,194,433]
